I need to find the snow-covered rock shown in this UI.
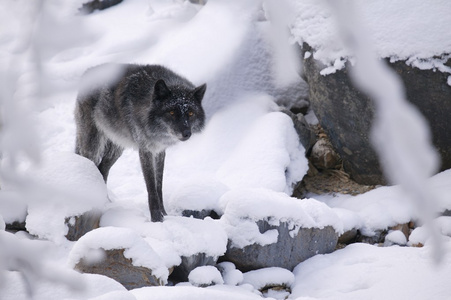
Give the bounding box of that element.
[21,152,108,242]
[69,227,169,289]
[242,267,294,291]
[100,213,228,281]
[188,266,223,287]
[217,262,243,286]
[384,230,407,247]
[291,0,451,185]
[220,189,342,271]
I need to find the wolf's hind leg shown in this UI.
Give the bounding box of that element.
[98,140,123,182]
[75,122,106,167]
[75,97,105,166]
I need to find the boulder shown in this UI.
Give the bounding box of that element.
[69,227,169,289]
[301,42,451,185]
[220,189,341,272]
[66,209,101,241]
[182,209,220,220]
[75,249,164,290]
[79,0,123,14]
[170,253,217,282]
[282,109,317,154]
[225,220,337,272]
[302,43,382,185]
[310,139,340,170]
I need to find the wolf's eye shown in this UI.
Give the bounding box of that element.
[169,111,175,116]
[188,111,194,117]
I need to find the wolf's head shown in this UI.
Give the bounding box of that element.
[151,79,207,142]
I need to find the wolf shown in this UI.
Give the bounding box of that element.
[74,63,207,222]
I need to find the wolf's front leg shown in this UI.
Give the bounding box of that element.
[139,149,167,222]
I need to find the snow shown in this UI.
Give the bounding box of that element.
[24,152,109,242]
[242,267,294,290]
[188,265,224,287]
[290,0,451,75]
[1,0,451,299]
[384,230,407,246]
[291,241,451,300]
[131,285,263,300]
[217,262,244,286]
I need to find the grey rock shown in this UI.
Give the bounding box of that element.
[79,0,123,14]
[282,109,317,153]
[310,139,340,170]
[302,43,382,185]
[356,229,388,244]
[171,253,217,282]
[225,220,338,272]
[391,59,451,174]
[337,229,358,245]
[301,42,451,185]
[5,221,26,233]
[75,249,164,290]
[182,209,220,220]
[66,209,101,241]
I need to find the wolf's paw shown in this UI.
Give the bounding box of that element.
[150,209,167,222]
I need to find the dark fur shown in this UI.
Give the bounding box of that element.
[75,63,206,222]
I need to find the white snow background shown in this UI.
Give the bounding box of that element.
[1,0,451,299]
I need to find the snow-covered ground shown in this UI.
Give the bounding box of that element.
[1,0,451,299]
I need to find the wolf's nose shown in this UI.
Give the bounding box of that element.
[181,129,191,140]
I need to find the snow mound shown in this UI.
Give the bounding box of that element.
[384,230,407,246]
[314,169,451,237]
[188,266,224,287]
[290,0,451,74]
[21,151,108,242]
[242,267,294,290]
[291,241,451,299]
[409,216,451,247]
[101,213,228,269]
[166,178,229,216]
[68,226,169,283]
[164,95,308,215]
[220,188,343,248]
[0,191,28,225]
[217,262,243,286]
[131,285,263,300]
[86,290,137,300]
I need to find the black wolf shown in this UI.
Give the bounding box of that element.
[74,63,206,222]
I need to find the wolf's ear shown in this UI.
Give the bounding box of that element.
[193,83,207,103]
[154,79,171,100]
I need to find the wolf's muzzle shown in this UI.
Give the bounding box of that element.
[180,129,191,141]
